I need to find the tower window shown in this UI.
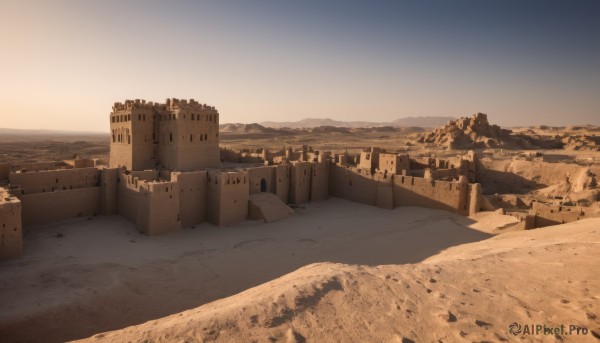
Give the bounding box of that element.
[170,133,173,142]
[204,133,208,140]
[190,134,193,142]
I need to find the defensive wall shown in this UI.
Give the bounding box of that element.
[330,164,480,215]
[0,188,22,260]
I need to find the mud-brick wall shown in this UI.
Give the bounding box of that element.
[220,148,242,163]
[329,165,378,206]
[100,168,118,215]
[172,171,207,228]
[248,166,275,194]
[274,165,290,203]
[532,202,588,228]
[117,174,143,223]
[138,182,181,235]
[9,167,100,195]
[0,198,22,260]
[310,161,329,201]
[376,176,394,209]
[207,171,249,226]
[290,162,311,205]
[393,176,467,214]
[19,187,100,226]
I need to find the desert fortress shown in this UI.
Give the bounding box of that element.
[4,99,588,260]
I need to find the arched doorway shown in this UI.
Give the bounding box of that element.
[260,178,267,192]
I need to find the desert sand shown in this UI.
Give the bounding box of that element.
[78,216,600,343]
[1,197,598,342]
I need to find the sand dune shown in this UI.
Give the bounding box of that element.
[77,218,600,343]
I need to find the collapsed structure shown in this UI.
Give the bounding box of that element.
[2,101,595,261]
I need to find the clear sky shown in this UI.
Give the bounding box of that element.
[1,0,599,132]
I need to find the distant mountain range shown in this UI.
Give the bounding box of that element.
[258,116,455,129]
[0,128,107,136]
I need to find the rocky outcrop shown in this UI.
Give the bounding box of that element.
[562,134,600,151]
[417,113,518,149]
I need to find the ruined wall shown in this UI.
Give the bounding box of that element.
[9,168,100,195]
[275,165,291,203]
[393,175,468,214]
[0,191,22,260]
[290,162,311,205]
[19,188,100,226]
[310,161,329,201]
[171,171,207,228]
[532,202,588,228]
[207,171,249,226]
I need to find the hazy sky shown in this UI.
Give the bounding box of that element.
[1,0,599,131]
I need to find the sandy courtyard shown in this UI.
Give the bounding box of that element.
[0,198,495,342]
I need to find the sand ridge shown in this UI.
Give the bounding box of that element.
[76,218,600,343]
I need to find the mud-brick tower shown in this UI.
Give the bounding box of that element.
[156,98,220,171]
[109,98,221,171]
[109,99,156,171]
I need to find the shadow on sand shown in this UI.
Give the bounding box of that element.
[0,197,493,342]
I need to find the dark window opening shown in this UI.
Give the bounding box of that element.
[260,178,267,192]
